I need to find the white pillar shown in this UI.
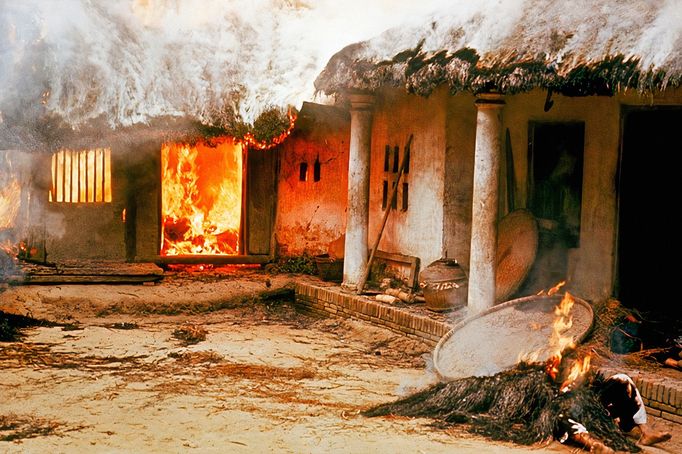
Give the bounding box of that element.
[467,92,505,313]
[343,93,375,289]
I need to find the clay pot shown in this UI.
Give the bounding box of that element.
[419,259,468,312]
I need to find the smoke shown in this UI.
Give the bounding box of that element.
[0,0,448,140]
[0,0,455,271]
[395,352,439,395]
[3,0,679,148]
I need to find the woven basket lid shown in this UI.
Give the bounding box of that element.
[495,209,538,302]
[433,293,594,380]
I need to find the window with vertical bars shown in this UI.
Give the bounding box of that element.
[381,142,409,211]
[49,148,112,203]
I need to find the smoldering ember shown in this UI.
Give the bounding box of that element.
[0,0,681,452]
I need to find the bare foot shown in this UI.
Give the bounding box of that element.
[589,440,616,453]
[573,432,615,453]
[640,430,672,446]
[628,424,672,446]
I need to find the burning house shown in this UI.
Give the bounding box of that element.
[0,0,373,272]
[0,1,680,451]
[0,122,287,266]
[0,0,436,275]
[1,0,681,318]
[311,0,682,321]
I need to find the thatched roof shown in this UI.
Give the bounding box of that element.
[315,0,682,97]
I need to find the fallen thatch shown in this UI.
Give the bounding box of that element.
[0,414,61,442]
[0,311,53,342]
[588,298,681,371]
[315,1,681,98]
[0,105,295,154]
[172,324,208,345]
[0,412,88,442]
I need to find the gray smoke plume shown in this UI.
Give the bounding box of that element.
[1,0,445,141]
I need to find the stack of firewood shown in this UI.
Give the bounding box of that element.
[663,350,682,370]
[374,288,424,305]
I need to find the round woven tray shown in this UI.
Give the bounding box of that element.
[433,293,594,381]
[495,209,538,302]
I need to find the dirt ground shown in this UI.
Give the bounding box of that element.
[0,270,680,453]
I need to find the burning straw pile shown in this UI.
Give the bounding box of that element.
[364,288,641,452]
[363,364,639,452]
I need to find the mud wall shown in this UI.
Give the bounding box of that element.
[368,87,448,268]
[367,86,682,301]
[31,140,161,263]
[500,88,682,300]
[274,105,350,256]
[42,149,127,261]
[502,90,618,299]
[443,93,477,269]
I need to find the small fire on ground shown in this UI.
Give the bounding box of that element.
[523,281,592,392]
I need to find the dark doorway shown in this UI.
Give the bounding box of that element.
[528,122,584,248]
[617,108,682,323]
[522,122,584,292]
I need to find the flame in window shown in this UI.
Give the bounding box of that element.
[50,148,112,203]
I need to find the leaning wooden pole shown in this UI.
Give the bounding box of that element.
[356,134,413,295]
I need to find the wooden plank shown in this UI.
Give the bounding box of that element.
[4,259,166,285]
[155,255,271,265]
[14,260,164,276]
[373,250,421,290]
[4,274,163,285]
[56,261,164,275]
[8,274,163,285]
[246,148,276,256]
[374,250,419,265]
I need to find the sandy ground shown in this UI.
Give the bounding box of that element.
[1,272,680,453]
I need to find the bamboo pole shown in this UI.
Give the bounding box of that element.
[356,134,413,295]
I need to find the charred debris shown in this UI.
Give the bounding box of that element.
[0,311,54,342]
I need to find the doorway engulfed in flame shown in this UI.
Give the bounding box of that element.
[161,138,243,256]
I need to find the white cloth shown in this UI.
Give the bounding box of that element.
[608,373,647,424]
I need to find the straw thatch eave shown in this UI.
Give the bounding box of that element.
[0,106,295,153]
[315,42,677,98]
[314,0,682,98]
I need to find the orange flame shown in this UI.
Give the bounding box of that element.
[161,137,243,256]
[545,291,576,379]
[0,170,21,257]
[544,290,592,389]
[518,282,592,387]
[238,110,297,150]
[0,177,21,230]
[560,354,591,393]
[547,280,566,296]
[0,240,15,256]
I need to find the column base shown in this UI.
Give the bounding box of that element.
[340,282,358,293]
